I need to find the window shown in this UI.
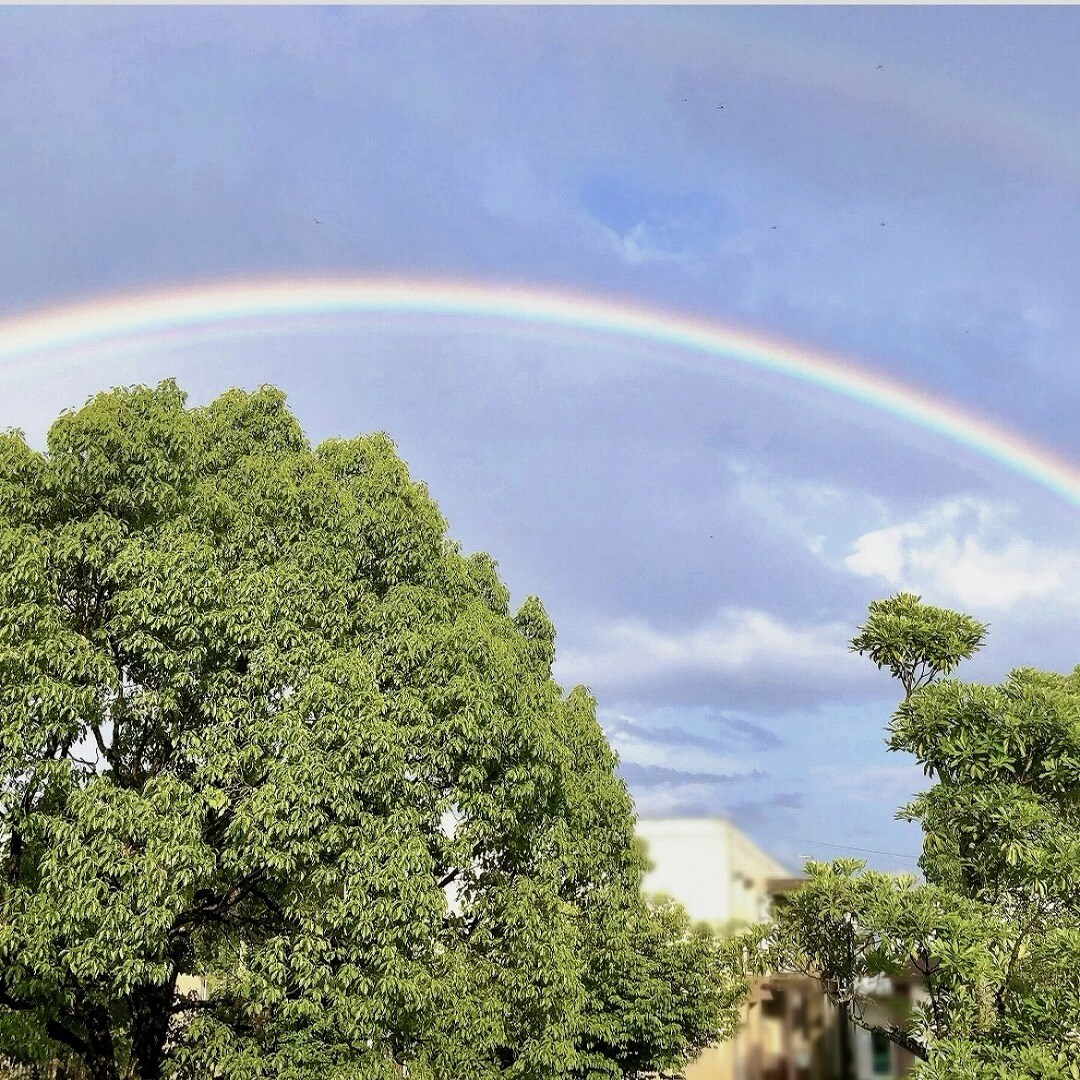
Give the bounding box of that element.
[871,1030,892,1076]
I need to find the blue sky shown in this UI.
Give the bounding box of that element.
[1,6,1078,873]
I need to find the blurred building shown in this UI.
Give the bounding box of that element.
[636,817,786,931]
[636,818,919,1080]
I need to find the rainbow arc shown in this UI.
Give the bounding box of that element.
[0,276,1076,506]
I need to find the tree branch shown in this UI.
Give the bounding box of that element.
[44,1016,95,1061]
[0,985,95,1061]
[173,870,273,931]
[849,992,929,1062]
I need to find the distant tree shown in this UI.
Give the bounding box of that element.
[737,593,1080,1079]
[0,383,744,1080]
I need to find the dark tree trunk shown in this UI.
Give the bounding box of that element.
[837,1001,855,1080]
[129,976,178,1080]
[76,999,121,1080]
[84,1056,122,1080]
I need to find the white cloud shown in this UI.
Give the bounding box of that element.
[602,220,690,267]
[843,497,1080,613]
[554,607,858,686]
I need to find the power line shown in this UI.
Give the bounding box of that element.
[789,837,922,862]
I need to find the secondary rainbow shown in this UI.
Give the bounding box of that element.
[0,276,1076,507]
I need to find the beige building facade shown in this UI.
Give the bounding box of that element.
[636,817,917,1080]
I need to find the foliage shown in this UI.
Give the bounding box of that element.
[850,593,987,697]
[735,593,1080,1079]
[0,382,742,1080]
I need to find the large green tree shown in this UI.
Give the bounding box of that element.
[738,593,1080,1079]
[0,383,743,1080]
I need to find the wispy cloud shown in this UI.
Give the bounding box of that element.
[619,762,757,788]
[728,463,892,561]
[809,763,926,806]
[600,706,783,753]
[725,791,805,825]
[599,711,761,782]
[630,781,803,823]
[631,783,719,819]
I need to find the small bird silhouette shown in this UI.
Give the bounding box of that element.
[683,97,688,102]
[770,225,778,230]
[716,102,724,110]
[876,64,884,70]
[314,218,322,225]
[880,221,886,226]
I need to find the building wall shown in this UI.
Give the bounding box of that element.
[635,817,917,1080]
[636,817,788,929]
[635,818,791,1079]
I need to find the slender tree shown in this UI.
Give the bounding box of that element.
[738,593,1080,1079]
[0,382,743,1080]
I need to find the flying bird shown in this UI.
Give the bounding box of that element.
[314,217,322,224]
[716,102,724,110]
[876,64,884,70]
[770,225,778,230]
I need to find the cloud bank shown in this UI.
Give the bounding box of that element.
[844,497,1080,613]
[555,607,859,686]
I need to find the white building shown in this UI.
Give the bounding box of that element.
[636,816,789,929]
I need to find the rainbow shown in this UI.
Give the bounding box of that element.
[0,276,1077,507]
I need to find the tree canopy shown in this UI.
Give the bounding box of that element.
[739,593,1080,1080]
[0,382,743,1080]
